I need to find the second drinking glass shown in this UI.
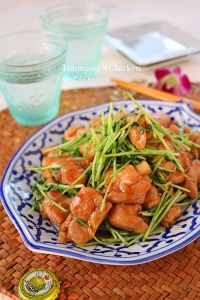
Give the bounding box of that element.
[40,2,109,80]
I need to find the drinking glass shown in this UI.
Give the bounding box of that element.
[0,31,67,126]
[40,2,109,80]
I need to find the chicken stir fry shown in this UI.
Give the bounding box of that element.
[59,187,112,244]
[103,165,151,204]
[107,203,148,234]
[29,99,200,247]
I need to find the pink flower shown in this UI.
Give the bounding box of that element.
[155,67,191,96]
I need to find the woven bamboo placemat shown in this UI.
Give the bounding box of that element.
[0,84,200,300]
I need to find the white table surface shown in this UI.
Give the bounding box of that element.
[1,0,200,111]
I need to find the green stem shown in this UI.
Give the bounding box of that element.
[35,183,68,212]
[26,165,61,173]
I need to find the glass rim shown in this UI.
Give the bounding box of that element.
[40,2,109,28]
[0,31,67,71]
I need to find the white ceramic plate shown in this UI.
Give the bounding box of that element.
[1,100,200,265]
[105,21,200,66]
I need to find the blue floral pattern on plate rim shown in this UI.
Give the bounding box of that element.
[1,100,200,265]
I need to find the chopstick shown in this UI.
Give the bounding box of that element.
[111,77,200,114]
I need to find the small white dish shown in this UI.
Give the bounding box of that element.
[1,100,200,265]
[105,21,200,66]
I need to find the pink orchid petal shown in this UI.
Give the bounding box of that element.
[180,74,191,91]
[155,69,171,80]
[155,66,191,95]
[173,67,181,75]
[172,86,182,96]
[160,84,174,94]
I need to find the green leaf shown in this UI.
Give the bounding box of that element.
[70,148,81,157]
[139,127,145,134]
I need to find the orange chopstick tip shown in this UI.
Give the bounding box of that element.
[110,77,200,114]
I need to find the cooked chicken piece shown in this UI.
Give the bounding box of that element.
[70,187,99,222]
[145,136,160,148]
[104,165,151,204]
[125,114,147,128]
[157,150,190,184]
[79,134,102,162]
[167,169,186,184]
[128,126,146,150]
[158,135,175,151]
[107,203,148,234]
[55,157,89,185]
[41,145,69,158]
[40,199,68,226]
[162,161,186,184]
[58,231,70,243]
[183,127,200,157]
[41,156,67,179]
[79,142,95,162]
[184,126,200,143]
[64,125,87,141]
[105,165,141,186]
[168,124,179,134]
[183,159,200,198]
[58,214,73,242]
[68,219,92,244]
[41,145,57,156]
[105,179,150,204]
[40,188,71,226]
[143,175,152,184]
[79,134,103,162]
[59,187,112,244]
[124,114,148,150]
[88,117,102,129]
[150,112,171,128]
[183,126,191,135]
[59,214,72,232]
[179,151,190,174]
[161,206,182,228]
[143,184,160,210]
[135,160,152,176]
